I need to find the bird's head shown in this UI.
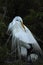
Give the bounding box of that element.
[14,16,23,23]
[14,16,25,29]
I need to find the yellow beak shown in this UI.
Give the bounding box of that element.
[21,22,25,30]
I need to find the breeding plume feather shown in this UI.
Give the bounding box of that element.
[7,16,42,62]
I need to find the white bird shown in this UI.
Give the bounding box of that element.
[28,53,38,62]
[7,16,42,62]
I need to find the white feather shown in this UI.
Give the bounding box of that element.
[8,16,42,58]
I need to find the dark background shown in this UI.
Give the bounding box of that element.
[0,0,43,65]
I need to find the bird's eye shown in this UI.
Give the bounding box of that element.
[16,19,18,21]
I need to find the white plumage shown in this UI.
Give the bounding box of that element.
[7,16,42,62]
[28,54,38,62]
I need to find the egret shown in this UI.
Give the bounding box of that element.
[7,16,42,62]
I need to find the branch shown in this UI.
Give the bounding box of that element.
[5,34,12,46]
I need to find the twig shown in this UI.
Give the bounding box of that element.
[5,34,12,46]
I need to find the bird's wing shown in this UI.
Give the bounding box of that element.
[24,25,42,55]
[24,25,37,43]
[13,24,42,53]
